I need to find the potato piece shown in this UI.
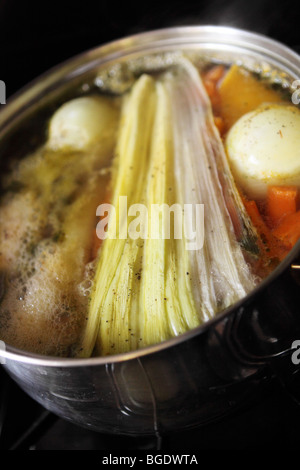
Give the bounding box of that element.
[219,65,287,131]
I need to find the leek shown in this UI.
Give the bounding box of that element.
[140,80,200,347]
[79,74,157,356]
[79,58,260,358]
[164,58,258,315]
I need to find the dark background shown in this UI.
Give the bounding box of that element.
[1,0,300,450]
[0,0,300,98]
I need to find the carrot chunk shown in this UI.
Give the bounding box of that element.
[213,115,225,135]
[272,211,300,248]
[267,185,298,227]
[243,199,291,260]
[202,65,226,115]
[203,65,226,83]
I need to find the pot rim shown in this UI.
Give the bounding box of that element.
[1,24,300,368]
[1,24,300,129]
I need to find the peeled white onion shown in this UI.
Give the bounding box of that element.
[225,104,300,199]
[47,95,119,153]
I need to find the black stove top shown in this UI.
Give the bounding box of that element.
[1,0,300,451]
[1,366,300,450]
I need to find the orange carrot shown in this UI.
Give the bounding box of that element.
[272,211,300,248]
[203,78,220,110]
[202,66,227,136]
[202,65,226,114]
[203,65,226,83]
[213,115,225,136]
[267,185,298,227]
[243,199,290,260]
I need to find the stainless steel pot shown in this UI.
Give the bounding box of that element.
[1,25,300,436]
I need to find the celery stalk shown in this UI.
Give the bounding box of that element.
[79,74,156,357]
